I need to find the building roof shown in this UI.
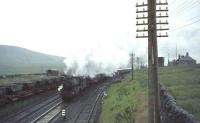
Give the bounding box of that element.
[179,52,196,61]
[180,55,195,61]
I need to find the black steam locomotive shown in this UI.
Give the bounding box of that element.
[60,74,111,102]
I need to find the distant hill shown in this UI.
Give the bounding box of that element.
[0,45,66,75]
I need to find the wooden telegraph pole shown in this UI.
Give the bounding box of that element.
[136,0,169,123]
[130,53,135,80]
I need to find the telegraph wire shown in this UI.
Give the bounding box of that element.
[170,1,198,16]
[170,1,200,17]
[169,0,188,13]
[170,18,200,31]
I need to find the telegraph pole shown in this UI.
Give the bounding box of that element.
[176,41,178,60]
[136,0,169,123]
[130,53,135,80]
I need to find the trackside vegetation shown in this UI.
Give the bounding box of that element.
[100,69,148,123]
[100,66,200,123]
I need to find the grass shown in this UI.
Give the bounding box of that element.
[100,69,148,123]
[100,66,200,123]
[159,66,200,119]
[0,74,46,84]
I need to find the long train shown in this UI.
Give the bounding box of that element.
[0,72,112,106]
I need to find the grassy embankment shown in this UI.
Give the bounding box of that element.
[100,66,200,123]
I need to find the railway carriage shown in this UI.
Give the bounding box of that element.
[33,79,47,93]
[13,81,36,98]
[0,86,10,106]
[0,83,23,102]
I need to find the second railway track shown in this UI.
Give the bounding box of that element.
[31,101,62,123]
[1,94,62,123]
[72,87,104,123]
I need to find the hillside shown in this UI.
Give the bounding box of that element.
[0,45,66,75]
[100,66,200,123]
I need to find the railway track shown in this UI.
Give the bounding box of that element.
[0,81,110,123]
[72,87,104,123]
[51,84,107,123]
[31,101,62,123]
[0,94,61,123]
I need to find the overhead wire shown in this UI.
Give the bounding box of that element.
[168,0,178,7]
[169,0,188,13]
[170,18,200,32]
[170,1,198,16]
[170,1,200,17]
[167,0,200,32]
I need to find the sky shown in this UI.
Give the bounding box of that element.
[0,0,200,75]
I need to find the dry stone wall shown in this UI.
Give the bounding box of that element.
[160,84,199,123]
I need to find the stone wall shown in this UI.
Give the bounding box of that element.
[160,84,199,123]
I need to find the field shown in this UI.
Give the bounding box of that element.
[159,66,200,119]
[0,74,46,84]
[100,66,200,123]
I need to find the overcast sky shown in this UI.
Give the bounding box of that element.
[0,0,200,74]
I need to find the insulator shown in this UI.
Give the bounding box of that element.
[143,2,144,5]
[143,14,145,17]
[143,27,146,30]
[166,32,168,36]
[143,20,145,23]
[136,8,138,12]
[137,21,138,24]
[159,32,161,36]
[166,13,168,16]
[159,20,161,23]
[159,7,161,10]
[160,26,162,29]
[159,0,161,3]
[166,20,168,23]
[137,33,138,36]
[143,8,145,11]
[136,3,138,6]
[137,15,138,18]
[143,33,145,36]
[166,7,168,10]
[159,13,161,16]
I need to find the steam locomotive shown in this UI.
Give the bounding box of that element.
[60,73,112,102]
